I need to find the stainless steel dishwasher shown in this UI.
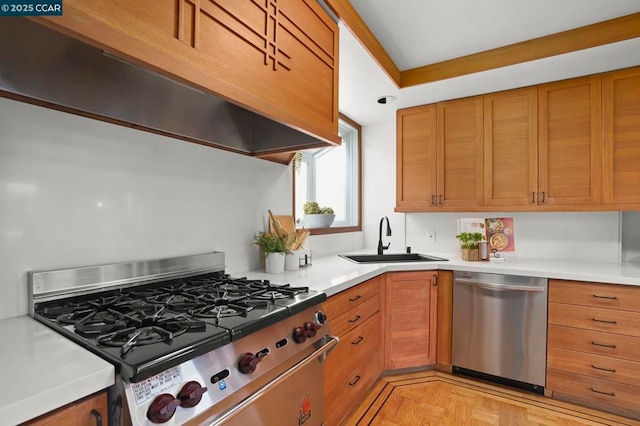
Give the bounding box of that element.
[452,271,548,393]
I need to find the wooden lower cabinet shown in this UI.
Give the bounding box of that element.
[436,271,453,369]
[384,271,438,370]
[547,279,640,419]
[324,276,383,426]
[22,391,107,426]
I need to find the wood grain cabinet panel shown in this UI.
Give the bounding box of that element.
[483,87,538,207]
[324,278,382,426]
[547,369,640,418]
[436,270,453,369]
[538,75,602,206]
[548,302,640,337]
[328,293,379,337]
[395,97,483,212]
[36,0,340,152]
[549,279,640,312]
[548,325,640,362]
[323,276,380,321]
[22,391,107,426]
[436,97,484,209]
[384,271,438,370]
[396,104,437,211]
[603,67,640,205]
[547,279,640,420]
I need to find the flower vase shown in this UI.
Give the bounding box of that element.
[265,252,285,273]
[461,248,480,261]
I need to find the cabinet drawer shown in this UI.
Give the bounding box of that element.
[328,293,379,337]
[549,280,640,312]
[547,369,640,415]
[325,313,381,384]
[324,276,380,321]
[325,349,382,426]
[548,302,640,337]
[548,325,640,361]
[548,347,640,386]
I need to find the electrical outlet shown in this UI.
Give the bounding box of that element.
[427,230,436,243]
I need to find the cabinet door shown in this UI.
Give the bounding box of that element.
[483,87,538,207]
[396,105,437,211]
[603,67,640,205]
[23,391,107,426]
[37,0,339,147]
[436,97,484,208]
[384,271,438,370]
[538,75,602,206]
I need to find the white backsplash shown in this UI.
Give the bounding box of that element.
[0,98,357,320]
[406,212,621,262]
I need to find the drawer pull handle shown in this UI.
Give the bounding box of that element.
[592,341,617,349]
[349,315,362,323]
[590,388,616,397]
[348,375,361,386]
[431,195,436,206]
[349,295,361,302]
[592,318,617,325]
[592,364,617,373]
[91,410,103,426]
[352,336,364,345]
[593,294,618,300]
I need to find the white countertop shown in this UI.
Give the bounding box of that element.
[0,316,114,426]
[4,251,640,424]
[238,251,640,295]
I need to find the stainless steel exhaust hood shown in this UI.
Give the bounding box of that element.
[0,18,332,159]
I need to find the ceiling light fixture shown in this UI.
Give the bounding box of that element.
[377,95,397,105]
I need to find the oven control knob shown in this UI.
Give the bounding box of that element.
[178,381,208,408]
[293,326,307,343]
[238,352,262,374]
[314,311,327,326]
[303,321,318,337]
[147,394,180,423]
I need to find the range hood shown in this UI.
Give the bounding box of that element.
[0,18,333,161]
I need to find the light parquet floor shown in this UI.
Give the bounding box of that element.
[344,371,640,426]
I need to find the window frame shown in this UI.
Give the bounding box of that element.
[293,113,362,235]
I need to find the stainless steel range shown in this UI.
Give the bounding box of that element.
[28,252,337,425]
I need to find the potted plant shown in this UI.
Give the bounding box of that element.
[253,232,288,273]
[455,232,485,261]
[303,201,335,228]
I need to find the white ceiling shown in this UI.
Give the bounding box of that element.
[337,1,640,126]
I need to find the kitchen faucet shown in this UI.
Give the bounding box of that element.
[377,216,392,255]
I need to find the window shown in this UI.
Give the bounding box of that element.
[294,114,361,234]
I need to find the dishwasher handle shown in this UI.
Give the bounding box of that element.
[455,278,545,292]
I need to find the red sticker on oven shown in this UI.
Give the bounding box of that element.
[299,394,312,425]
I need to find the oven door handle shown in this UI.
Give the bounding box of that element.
[456,278,545,292]
[208,335,339,425]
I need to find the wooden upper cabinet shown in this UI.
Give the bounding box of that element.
[436,97,484,208]
[603,67,640,205]
[483,87,538,207]
[538,75,602,206]
[396,104,437,211]
[36,0,340,147]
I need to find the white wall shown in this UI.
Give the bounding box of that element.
[622,211,640,262]
[0,98,360,319]
[360,115,624,262]
[406,212,621,261]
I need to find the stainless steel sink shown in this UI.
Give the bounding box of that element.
[339,253,448,263]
